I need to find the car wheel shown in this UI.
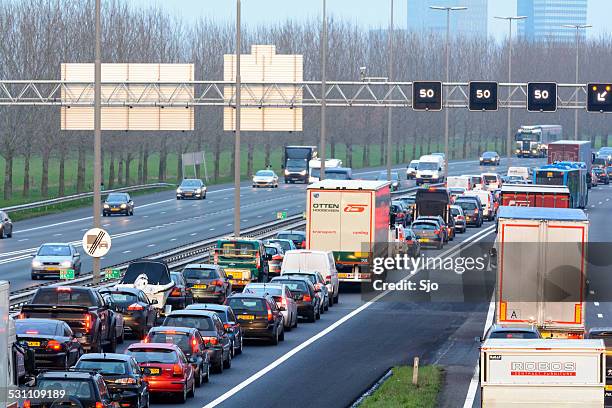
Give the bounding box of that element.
[334,291,339,305]
[195,365,203,387]
[279,325,285,342]
[118,328,124,344]
[204,363,210,383]
[31,274,37,280]
[436,241,443,250]
[91,335,102,353]
[105,327,117,353]
[270,327,279,346]
[324,300,329,312]
[315,306,321,320]
[7,228,12,238]
[215,356,224,374]
[236,335,243,355]
[177,385,187,403]
[285,318,292,332]
[223,349,232,369]
[308,310,316,323]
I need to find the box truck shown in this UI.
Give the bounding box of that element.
[480,339,605,408]
[492,206,588,339]
[306,180,390,283]
[500,184,571,208]
[548,140,592,172]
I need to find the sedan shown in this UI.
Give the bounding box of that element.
[243,283,298,331]
[593,167,610,185]
[182,264,232,304]
[480,324,542,341]
[176,178,207,200]
[227,293,285,345]
[0,210,13,238]
[252,169,279,188]
[480,151,500,166]
[31,243,82,280]
[450,205,467,233]
[168,271,194,310]
[404,228,421,258]
[103,192,134,216]
[186,304,244,357]
[15,318,83,371]
[270,276,320,322]
[99,287,158,339]
[411,220,444,250]
[377,171,401,191]
[282,272,329,313]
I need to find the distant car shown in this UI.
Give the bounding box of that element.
[377,171,401,191]
[396,195,416,221]
[75,353,150,408]
[28,370,115,408]
[503,175,527,184]
[226,293,285,345]
[416,215,452,242]
[276,230,306,249]
[127,343,195,403]
[448,187,466,202]
[390,202,409,227]
[480,151,500,166]
[244,283,298,331]
[31,243,82,280]
[411,219,444,250]
[263,243,285,277]
[403,228,421,258]
[482,173,502,190]
[103,192,134,216]
[455,197,484,227]
[186,304,244,356]
[586,327,612,347]
[264,238,297,252]
[181,264,232,304]
[481,324,542,340]
[252,170,279,188]
[450,205,466,233]
[176,178,207,200]
[270,276,320,322]
[406,160,419,179]
[168,272,194,310]
[593,167,609,185]
[0,210,13,238]
[99,287,158,339]
[15,318,83,371]
[117,260,175,313]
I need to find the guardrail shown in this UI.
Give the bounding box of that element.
[2,182,174,213]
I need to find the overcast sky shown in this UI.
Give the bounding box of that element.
[132,0,610,40]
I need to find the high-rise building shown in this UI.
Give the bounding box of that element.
[406,0,488,38]
[517,0,588,42]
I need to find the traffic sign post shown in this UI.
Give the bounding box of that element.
[527,82,558,112]
[105,268,121,279]
[412,81,442,111]
[276,211,287,220]
[60,269,75,280]
[587,83,612,112]
[468,81,498,111]
[82,228,112,258]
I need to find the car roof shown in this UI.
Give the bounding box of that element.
[149,326,197,334]
[100,287,143,295]
[38,371,98,380]
[16,318,62,326]
[79,353,133,362]
[38,242,72,247]
[186,304,230,312]
[128,342,181,351]
[166,310,217,318]
[228,292,271,300]
[184,263,220,270]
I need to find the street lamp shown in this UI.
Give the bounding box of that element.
[234,0,242,237]
[93,0,102,283]
[562,24,591,140]
[430,5,467,179]
[494,15,527,166]
[386,0,394,181]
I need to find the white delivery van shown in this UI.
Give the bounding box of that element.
[416,155,445,185]
[308,158,343,183]
[281,249,340,304]
[406,160,419,179]
[464,189,495,220]
[464,174,485,190]
[481,172,502,191]
[447,175,474,191]
[480,339,605,408]
[507,166,530,181]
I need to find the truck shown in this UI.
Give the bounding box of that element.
[480,339,605,407]
[306,180,390,283]
[413,186,451,228]
[548,140,592,173]
[500,184,571,208]
[212,238,269,289]
[515,125,562,157]
[283,145,318,184]
[492,206,588,339]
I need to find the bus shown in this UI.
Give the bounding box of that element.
[283,146,318,184]
[515,125,562,158]
[533,162,588,208]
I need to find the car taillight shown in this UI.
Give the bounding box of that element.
[128,303,144,311]
[210,279,224,287]
[434,229,440,235]
[23,400,31,408]
[473,209,478,215]
[300,240,306,248]
[303,294,312,302]
[267,305,273,322]
[170,287,182,297]
[203,336,218,346]
[457,216,464,220]
[223,323,233,330]
[214,253,218,264]
[406,239,413,243]
[84,314,92,333]
[173,364,183,377]
[47,340,62,351]
[191,337,198,353]
[256,253,261,268]
[114,377,137,385]
[18,312,25,320]
[272,255,283,261]
[96,402,103,408]
[142,337,149,343]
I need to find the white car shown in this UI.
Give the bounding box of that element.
[243,282,298,330]
[116,260,175,314]
[406,160,419,179]
[281,249,340,305]
[252,170,279,188]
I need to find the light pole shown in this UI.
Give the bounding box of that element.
[93,0,101,283]
[562,24,591,141]
[386,0,393,181]
[430,5,467,179]
[320,0,327,180]
[495,15,527,166]
[234,0,241,237]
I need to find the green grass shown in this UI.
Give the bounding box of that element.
[360,365,443,408]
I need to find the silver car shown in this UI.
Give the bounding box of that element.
[31,243,82,280]
[243,283,298,330]
[252,170,279,188]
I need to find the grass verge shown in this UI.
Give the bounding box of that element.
[360,365,443,408]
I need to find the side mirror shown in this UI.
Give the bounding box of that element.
[3,218,8,222]
[74,332,83,339]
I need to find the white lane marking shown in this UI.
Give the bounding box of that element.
[143,215,149,218]
[18,238,28,242]
[594,302,600,306]
[591,205,595,208]
[147,244,156,248]
[122,250,131,254]
[591,290,595,295]
[599,202,603,205]
[102,223,110,227]
[257,215,262,218]
[80,228,88,232]
[53,233,62,237]
[226,223,232,227]
[204,224,497,408]
[14,216,92,234]
[598,313,604,318]
[190,233,197,236]
[209,228,215,231]
[170,238,177,242]
[160,211,166,214]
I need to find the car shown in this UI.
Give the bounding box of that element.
[593,167,609,185]
[186,304,244,356]
[167,272,194,310]
[463,190,494,221]
[144,326,210,386]
[75,353,150,408]
[161,309,232,373]
[454,197,484,227]
[270,276,321,322]
[0,210,13,238]
[503,175,527,184]
[586,327,612,347]
[417,215,453,242]
[377,171,401,191]
[103,192,134,216]
[450,205,467,233]
[606,166,612,180]
[464,174,485,190]
[410,219,444,249]
[31,243,82,280]
[15,318,83,371]
[264,238,297,253]
[244,283,298,331]
[226,293,285,345]
[590,169,598,187]
[117,260,175,314]
[176,178,207,200]
[481,173,502,190]
[391,200,410,227]
[126,343,195,403]
[181,264,232,304]
[480,151,500,166]
[280,249,340,305]
[264,242,285,276]
[401,228,421,257]
[480,324,542,341]
[406,160,419,179]
[282,271,329,314]
[396,195,416,221]
[99,287,158,339]
[252,169,279,188]
[448,187,466,203]
[275,230,306,249]
[27,370,116,408]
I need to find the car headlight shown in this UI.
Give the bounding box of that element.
[515,149,520,153]
[284,169,290,175]
[300,170,307,176]
[103,204,110,209]
[120,203,127,209]
[195,188,201,193]
[176,188,182,193]
[61,260,72,268]
[32,260,43,268]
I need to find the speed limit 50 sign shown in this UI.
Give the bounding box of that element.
[527,82,557,112]
[469,81,498,111]
[412,81,442,111]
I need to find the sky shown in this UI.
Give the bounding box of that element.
[132,0,610,40]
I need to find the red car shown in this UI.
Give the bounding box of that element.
[126,342,196,403]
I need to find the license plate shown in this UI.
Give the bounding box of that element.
[237,315,254,321]
[46,268,58,271]
[111,208,119,211]
[185,193,192,196]
[148,368,160,375]
[27,341,40,347]
[193,284,207,289]
[338,273,352,279]
[420,238,430,243]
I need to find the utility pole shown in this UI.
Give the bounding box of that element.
[563,24,591,140]
[234,0,242,237]
[386,0,393,181]
[320,0,327,181]
[93,0,102,284]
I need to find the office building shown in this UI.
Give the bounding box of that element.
[407,0,488,38]
[517,0,588,42]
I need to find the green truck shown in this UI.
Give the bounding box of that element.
[212,238,269,289]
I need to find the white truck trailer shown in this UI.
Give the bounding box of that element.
[306,180,391,283]
[493,206,588,339]
[480,339,605,407]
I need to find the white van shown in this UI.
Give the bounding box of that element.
[465,189,495,220]
[308,158,343,183]
[507,166,530,182]
[447,175,475,191]
[416,155,445,185]
[281,250,340,304]
[464,174,485,190]
[481,173,502,191]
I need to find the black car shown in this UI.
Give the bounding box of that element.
[480,151,500,166]
[275,230,306,249]
[103,192,134,216]
[167,272,194,310]
[455,197,484,227]
[282,272,329,313]
[587,327,612,347]
[16,318,83,371]
[404,228,421,257]
[480,324,542,341]
[411,219,444,250]
[28,370,116,408]
[99,287,158,339]
[0,210,13,238]
[269,276,320,322]
[593,167,610,185]
[176,178,207,200]
[162,310,232,373]
[186,304,244,357]
[391,200,410,227]
[145,326,210,386]
[75,353,149,408]
[264,238,297,252]
[182,264,232,304]
[226,293,285,345]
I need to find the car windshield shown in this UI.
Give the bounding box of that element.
[484,175,497,183]
[163,315,214,331]
[267,240,292,251]
[409,161,419,169]
[37,245,71,256]
[245,286,283,297]
[16,320,57,336]
[183,267,219,280]
[255,170,274,177]
[218,241,257,258]
[77,360,129,375]
[128,349,178,364]
[324,171,350,180]
[148,332,192,353]
[483,152,496,157]
[418,162,438,170]
[106,193,127,202]
[285,274,316,284]
[121,262,171,285]
[456,201,477,211]
[411,222,437,230]
[488,331,539,339]
[37,379,95,400]
[171,274,182,285]
[106,292,139,305]
[271,280,307,293]
[228,298,266,313]
[277,233,303,242]
[264,246,280,256]
[450,208,461,216]
[32,290,94,306]
[286,158,306,169]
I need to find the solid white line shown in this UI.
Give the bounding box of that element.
[595,302,600,306]
[14,216,92,234]
[598,313,604,318]
[204,224,496,408]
